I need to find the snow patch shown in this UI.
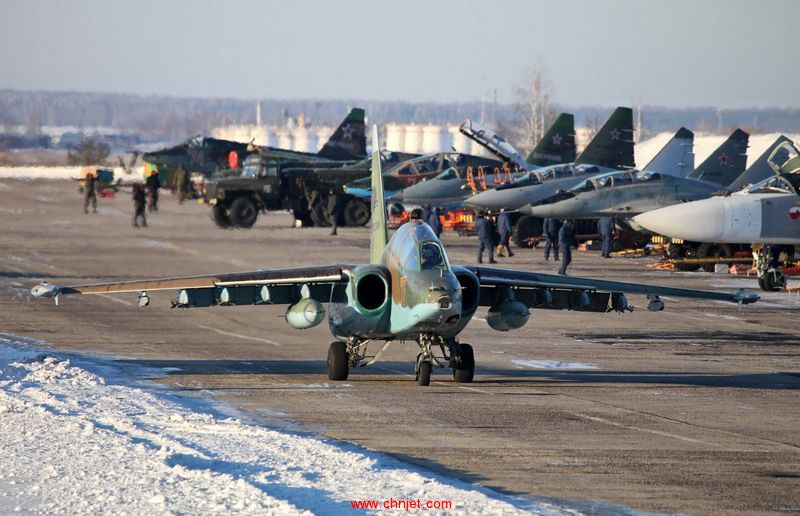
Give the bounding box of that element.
[512,359,599,370]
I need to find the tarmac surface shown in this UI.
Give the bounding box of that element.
[2,178,799,514]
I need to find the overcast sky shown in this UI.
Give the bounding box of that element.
[2,0,798,108]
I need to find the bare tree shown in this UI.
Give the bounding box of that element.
[512,67,556,155]
[67,139,111,165]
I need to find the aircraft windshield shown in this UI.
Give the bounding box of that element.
[435,168,460,180]
[420,241,447,269]
[747,176,797,195]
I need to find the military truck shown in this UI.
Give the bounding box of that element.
[205,154,372,229]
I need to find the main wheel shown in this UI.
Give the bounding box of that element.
[343,199,370,227]
[512,216,543,248]
[327,341,349,381]
[229,197,258,228]
[760,269,786,292]
[417,361,432,386]
[452,343,475,384]
[212,204,232,228]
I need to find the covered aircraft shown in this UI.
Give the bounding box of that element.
[31,126,758,386]
[633,140,800,291]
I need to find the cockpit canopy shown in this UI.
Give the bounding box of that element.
[746,175,798,195]
[568,170,637,193]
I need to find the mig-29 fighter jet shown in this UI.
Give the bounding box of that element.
[31,127,758,386]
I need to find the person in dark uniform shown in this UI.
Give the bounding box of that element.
[84,172,97,214]
[558,220,578,275]
[476,212,497,264]
[428,206,443,238]
[327,187,341,236]
[174,165,188,203]
[495,210,513,257]
[146,171,161,212]
[598,217,615,258]
[421,204,432,224]
[543,218,562,261]
[132,183,147,228]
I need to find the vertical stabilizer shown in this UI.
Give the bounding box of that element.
[575,107,635,169]
[688,129,749,186]
[642,127,694,177]
[526,113,576,166]
[370,126,388,265]
[726,135,792,191]
[318,108,367,160]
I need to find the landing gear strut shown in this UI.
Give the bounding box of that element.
[756,245,787,292]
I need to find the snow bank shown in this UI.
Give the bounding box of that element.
[512,360,599,370]
[0,334,585,515]
[0,166,143,180]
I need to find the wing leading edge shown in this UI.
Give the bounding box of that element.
[467,266,758,311]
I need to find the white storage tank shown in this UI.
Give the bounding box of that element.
[422,125,449,153]
[448,126,473,154]
[276,128,294,150]
[385,124,405,152]
[292,126,318,153]
[403,124,423,154]
[315,127,334,152]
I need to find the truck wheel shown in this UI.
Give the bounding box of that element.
[212,204,232,228]
[512,216,543,248]
[343,199,370,227]
[229,197,258,228]
[310,199,330,227]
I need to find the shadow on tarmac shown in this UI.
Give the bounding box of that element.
[117,359,800,390]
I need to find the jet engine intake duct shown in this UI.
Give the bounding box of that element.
[453,267,480,320]
[352,265,390,314]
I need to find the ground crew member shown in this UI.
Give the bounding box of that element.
[146,170,161,212]
[421,204,432,224]
[558,220,578,275]
[543,218,561,261]
[599,217,615,258]
[132,183,147,228]
[476,212,497,264]
[174,165,188,203]
[428,206,443,238]
[495,210,514,257]
[327,187,341,236]
[84,171,97,214]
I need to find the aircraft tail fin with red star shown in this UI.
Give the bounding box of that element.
[687,128,749,187]
[574,106,635,169]
[317,108,367,160]
[525,113,576,166]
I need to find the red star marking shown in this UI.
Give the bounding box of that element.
[718,153,729,165]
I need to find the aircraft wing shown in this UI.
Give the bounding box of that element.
[465,266,758,311]
[31,265,351,306]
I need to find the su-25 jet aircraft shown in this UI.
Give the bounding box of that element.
[31,127,759,386]
[634,140,800,292]
[527,128,752,223]
[394,114,577,208]
[142,108,367,185]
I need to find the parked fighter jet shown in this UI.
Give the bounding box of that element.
[633,140,800,291]
[394,114,577,208]
[527,128,751,222]
[32,126,758,385]
[142,108,367,185]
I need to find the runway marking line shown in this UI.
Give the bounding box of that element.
[198,325,281,346]
[567,411,712,445]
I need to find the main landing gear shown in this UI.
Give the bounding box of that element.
[325,335,476,386]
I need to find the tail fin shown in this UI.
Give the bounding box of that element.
[318,108,367,160]
[575,107,635,169]
[369,125,388,265]
[688,129,749,186]
[526,113,576,166]
[642,127,694,177]
[726,135,792,191]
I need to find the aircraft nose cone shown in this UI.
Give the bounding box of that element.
[464,190,504,210]
[633,200,726,241]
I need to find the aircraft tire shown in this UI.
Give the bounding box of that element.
[760,269,786,292]
[212,204,233,228]
[229,197,258,228]
[452,343,475,383]
[696,243,732,272]
[417,361,432,386]
[327,341,349,381]
[343,199,370,227]
[512,216,543,248]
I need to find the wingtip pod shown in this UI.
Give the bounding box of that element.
[31,282,62,305]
